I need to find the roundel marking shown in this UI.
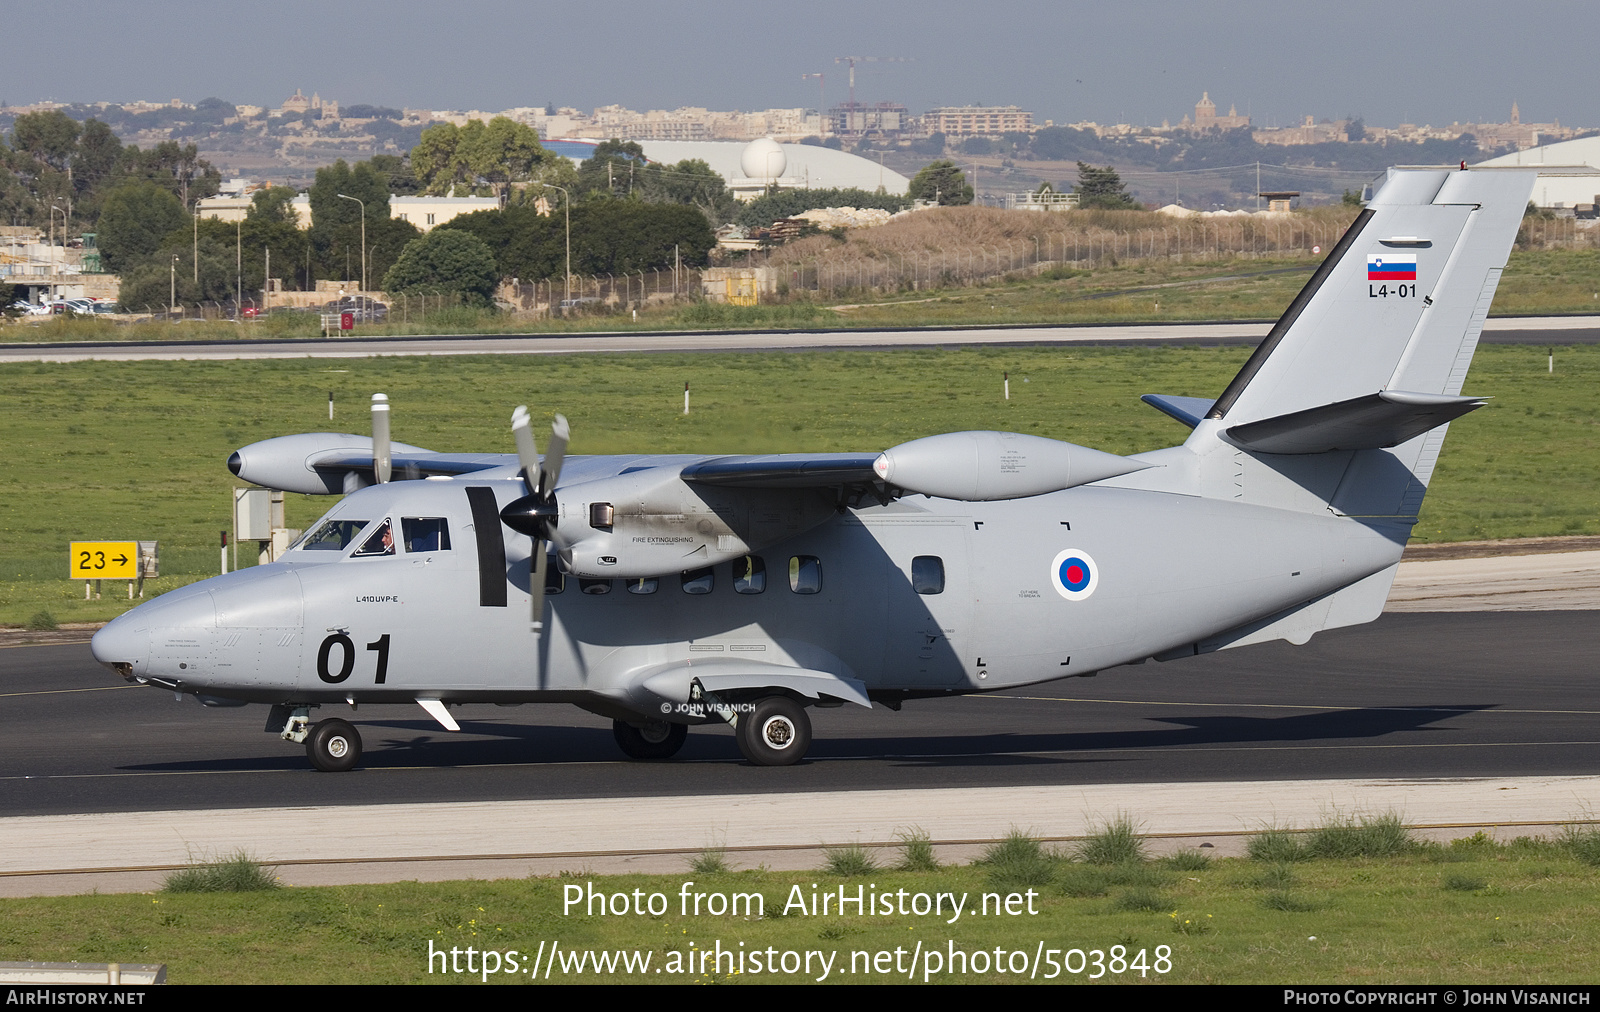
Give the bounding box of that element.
[1050,548,1098,600]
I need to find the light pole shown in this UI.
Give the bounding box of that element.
[537,183,571,306]
[170,255,178,317]
[191,199,200,286]
[337,193,367,296]
[235,218,242,314]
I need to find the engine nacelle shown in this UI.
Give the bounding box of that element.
[546,467,836,579]
[229,433,430,494]
[873,430,1148,501]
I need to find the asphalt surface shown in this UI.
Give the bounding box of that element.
[1,316,1597,362]
[5,611,1597,818]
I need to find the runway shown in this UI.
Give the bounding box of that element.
[1,315,1597,363]
[4,608,1600,893]
[5,610,1598,820]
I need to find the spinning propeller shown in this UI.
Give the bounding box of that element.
[500,406,569,636]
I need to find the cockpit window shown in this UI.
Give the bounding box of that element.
[352,518,395,557]
[296,519,371,552]
[402,517,451,552]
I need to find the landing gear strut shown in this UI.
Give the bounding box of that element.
[306,718,362,772]
[613,719,688,760]
[736,696,811,766]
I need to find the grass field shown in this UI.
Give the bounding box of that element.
[2,828,1598,984]
[4,249,1597,344]
[3,343,1596,627]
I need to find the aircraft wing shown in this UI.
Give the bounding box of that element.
[679,453,884,489]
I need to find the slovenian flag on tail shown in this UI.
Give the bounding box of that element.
[1367,254,1417,281]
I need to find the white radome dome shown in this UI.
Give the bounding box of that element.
[740,137,786,180]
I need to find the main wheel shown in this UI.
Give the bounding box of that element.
[306,718,362,772]
[613,719,688,760]
[736,696,811,766]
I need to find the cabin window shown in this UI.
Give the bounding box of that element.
[627,577,658,595]
[351,518,395,557]
[544,556,564,595]
[788,556,822,595]
[733,555,766,594]
[579,578,612,596]
[912,556,945,595]
[297,519,369,552]
[401,517,451,552]
[681,567,714,595]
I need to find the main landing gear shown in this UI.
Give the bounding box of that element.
[735,696,811,767]
[611,695,815,766]
[612,719,688,760]
[306,718,362,772]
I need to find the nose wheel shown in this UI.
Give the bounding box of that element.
[735,696,811,766]
[306,718,363,772]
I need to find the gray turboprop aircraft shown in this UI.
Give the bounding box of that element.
[92,167,1536,770]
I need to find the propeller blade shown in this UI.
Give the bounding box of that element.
[511,405,539,495]
[540,414,569,498]
[371,393,391,484]
[530,540,547,637]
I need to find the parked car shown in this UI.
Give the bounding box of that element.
[322,296,388,323]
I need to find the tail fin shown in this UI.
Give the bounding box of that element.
[1180,167,1536,521]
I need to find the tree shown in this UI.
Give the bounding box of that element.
[10,111,80,172]
[96,183,187,270]
[576,140,647,199]
[247,186,301,226]
[411,117,549,199]
[367,153,420,195]
[441,201,715,280]
[637,158,737,224]
[120,140,220,206]
[1073,162,1139,210]
[907,161,973,205]
[382,228,500,303]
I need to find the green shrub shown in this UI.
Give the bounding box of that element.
[895,828,939,872]
[1251,864,1299,890]
[163,851,278,893]
[1560,825,1600,866]
[1306,812,1416,859]
[1075,815,1145,866]
[822,844,877,877]
[982,829,1056,890]
[689,847,729,874]
[25,611,58,631]
[1248,828,1308,863]
[1443,874,1487,891]
[1162,849,1213,871]
[1113,888,1167,912]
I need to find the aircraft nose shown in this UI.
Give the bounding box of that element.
[91,612,148,680]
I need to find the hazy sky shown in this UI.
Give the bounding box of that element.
[9,0,1591,129]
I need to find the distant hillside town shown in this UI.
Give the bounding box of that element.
[2,88,1584,158]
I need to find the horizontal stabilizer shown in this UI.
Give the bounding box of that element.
[1141,394,1216,429]
[1225,390,1487,454]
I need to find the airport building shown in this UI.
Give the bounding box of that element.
[547,137,911,198]
[1476,136,1600,210]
